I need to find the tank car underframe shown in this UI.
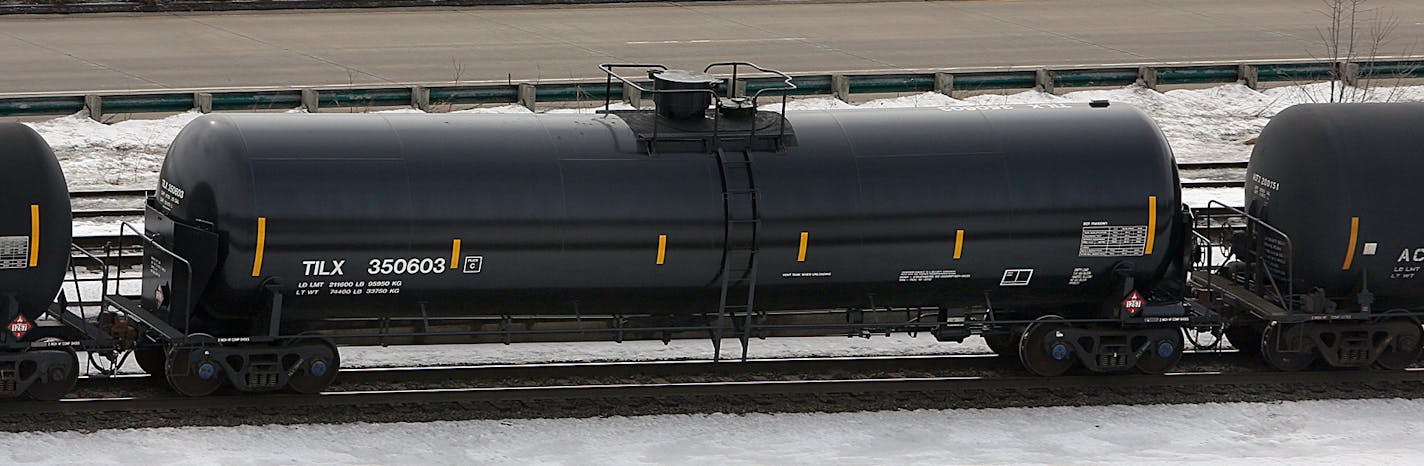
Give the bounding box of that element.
[107,207,1217,396]
[0,295,111,400]
[102,292,344,397]
[1192,273,1424,371]
[101,271,1220,396]
[1191,203,1424,371]
[941,301,1215,377]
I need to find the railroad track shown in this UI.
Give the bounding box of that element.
[3,351,1420,431]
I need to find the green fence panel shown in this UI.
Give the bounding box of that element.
[536,82,617,103]
[1053,68,1139,88]
[849,74,935,93]
[952,71,1038,91]
[746,75,829,96]
[320,88,414,108]
[427,85,519,106]
[1157,65,1240,85]
[1257,62,1335,83]
[210,90,304,111]
[102,93,195,114]
[1360,61,1424,79]
[0,95,85,117]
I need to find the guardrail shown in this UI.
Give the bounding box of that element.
[2,59,1420,120]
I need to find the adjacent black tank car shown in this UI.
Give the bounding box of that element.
[0,123,72,324]
[0,122,80,400]
[1199,103,1424,371]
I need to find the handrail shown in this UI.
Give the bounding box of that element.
[117,220,195,335]
[1205,200,1295,307]
[5,58,1419,119]
[702,61,797,106]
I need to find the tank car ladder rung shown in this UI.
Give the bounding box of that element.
[713,148,762,362]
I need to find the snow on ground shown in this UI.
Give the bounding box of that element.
[3,398,1422,464]
[25,111,203,191]
[75,334,993,375]
[339,333,991,368]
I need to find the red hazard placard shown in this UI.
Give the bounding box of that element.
[1122,291,1144,316]
[8,314,31,340]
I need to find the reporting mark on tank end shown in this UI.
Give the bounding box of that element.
[1000,269,1033,286]
[463,256,483,274]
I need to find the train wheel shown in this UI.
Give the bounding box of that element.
[984,330,1021,358]
[24,340,79,401]
[135,347,167,378]
[286,339,340,395]
[166,334,223,397]
[1373,313,1423,371]
[1261,323,1315,371]
[1223,325,1263,355]
[1019,316,1075,377]
[1135,329,1185,375]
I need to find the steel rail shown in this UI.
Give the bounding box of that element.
[12,363,1420,417]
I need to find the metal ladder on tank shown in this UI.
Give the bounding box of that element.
[712,148,761,362]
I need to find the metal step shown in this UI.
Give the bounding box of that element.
[104,295,185,341]
[1189,272,1288,318]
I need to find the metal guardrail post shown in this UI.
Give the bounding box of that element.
[517,83,536,111]
[194,92,213,113]
[1342,61,1361,87]
[411,86,430,112]
[84,95,102,121]
[934,72,954,97]
[1138,66,1159,90]
[622,81,640,109]
[1239,64,1259,89]
[732,79,747,98]
[1035,69,1055,94]
[301,89,319,113]
[831,74,850,102]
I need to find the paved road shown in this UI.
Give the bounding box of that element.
[2,0,1423,93]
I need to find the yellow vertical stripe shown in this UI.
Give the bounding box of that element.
[797,231,809,262]
[953,229,964,260]
[450,239,462,271]
[1144,195,1157,255]
[1342,217,1360,270]
[251,217,267,277]
[656,234,667,265]
[28,204,38,267]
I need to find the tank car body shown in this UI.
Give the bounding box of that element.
[1206,103,1424,371]
[0,122,72,329]
[145,104,1187,326]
